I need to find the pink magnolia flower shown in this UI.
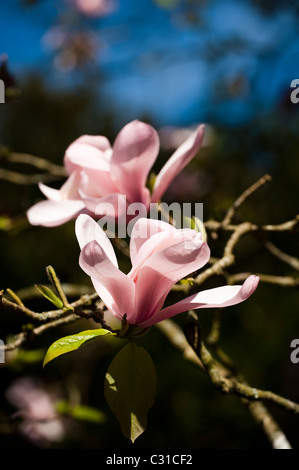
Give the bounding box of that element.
[75,214,259,328]
[74,0,116,17]
[27,120,205,227]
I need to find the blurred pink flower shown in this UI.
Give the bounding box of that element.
[42,27,101,72]
[76,215,259,328]
[27,120,205,227]
[74,0,117,17]
[6,377,65,447]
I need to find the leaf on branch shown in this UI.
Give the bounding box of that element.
[104,342,157,443]
[43,329,115,367]
[35,284,64,309]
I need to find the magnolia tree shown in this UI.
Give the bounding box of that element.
[0,120,298,448]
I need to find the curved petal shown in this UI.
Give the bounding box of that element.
[129,218,201,282]
[111,120,159,203]
[38,170,82,203]
[38,182,62,202]
[79,240,135,322]
[27,199,86,227]
[141,275,260,327]
[70,135,111,152]
[64,140,111,174]
[130,218,178,266]
[151,124,205,203]
[133,239,210,325]
[60,170,82,199]
[75,214,118,267]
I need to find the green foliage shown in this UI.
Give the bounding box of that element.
[43,329,116,366]
[56,400,107,424]
[104,342,157,443]
[35,284,64,309]
[184,216,207,241]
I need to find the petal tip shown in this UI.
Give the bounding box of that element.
[241,275,260,300]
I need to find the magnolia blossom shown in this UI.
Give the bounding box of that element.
[27,120,205,227]
[6,377,65,447]
[75,215,259,328]
[74,0,116,17]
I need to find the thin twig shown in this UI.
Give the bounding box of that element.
[46,265,73,310]
[0,168,65,185]
[222,174,272,226]
[5,152,67,177]
[228,272,299,287]
[204,217,299,233]
[245,401,292,449]
[0,291,99,322]
[155,319,204,370]
[4,313,79,352]
[15,284,95,301]
[263,240,299,272]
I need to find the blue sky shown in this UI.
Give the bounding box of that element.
[1,0,299,127]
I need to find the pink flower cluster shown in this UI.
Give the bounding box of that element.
[27,119,259,327]
[27,120,205,227]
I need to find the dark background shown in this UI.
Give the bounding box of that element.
[0,0,298,449]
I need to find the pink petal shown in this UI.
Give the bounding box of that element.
[133,239,210,325]
[75,214,118,267]
[79,240,135,322]
[79,168,118,198]
[80,192,128,221]
[38,182,62,202]
[37,170,82,203]
[129,218,200,282]
[60,170,82,199]
[27,199,86,227]
[111,120,159,204]
[141,275,260,327]
[129,218,177,266]
[151,124,205,203]
[64,139,111,174]
[71,135,111,151]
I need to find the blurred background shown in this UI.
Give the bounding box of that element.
[0,0,298,449]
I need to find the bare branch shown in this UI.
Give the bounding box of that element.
[4,152,67,177]
[228,272,299,287]
[0,168,66,186]
[222,174,272,226]
[4,313,79,352]
[0,290,99,322]
[263,240,299,271]
[156,317,294,449]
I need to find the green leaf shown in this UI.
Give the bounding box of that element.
[104,342,157,443]
[56,400,106,424]
[35,284,64,309]
[0,216,11,230]
[184,216,207,241]
[43,329,115,367]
